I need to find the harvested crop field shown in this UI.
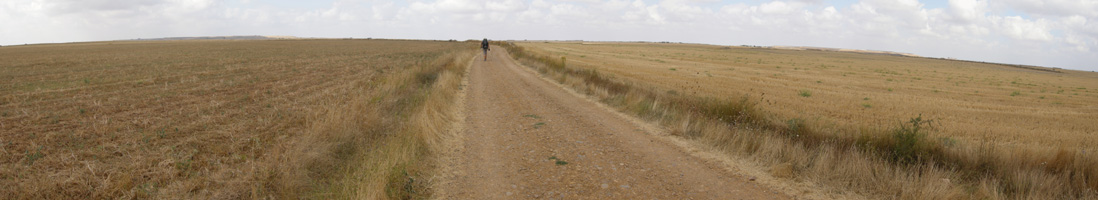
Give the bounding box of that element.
[507,41,1098,199]
[520,42,1098,151]
[0,39,472,199]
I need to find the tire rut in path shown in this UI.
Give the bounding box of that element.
[434,47,788,199]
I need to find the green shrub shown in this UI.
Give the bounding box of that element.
[891,114,933,164]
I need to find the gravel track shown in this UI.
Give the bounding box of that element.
[434,47,787,199]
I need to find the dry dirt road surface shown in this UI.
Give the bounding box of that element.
[434,47,787,199]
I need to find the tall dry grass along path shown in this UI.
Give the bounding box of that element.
[433,47,785,199]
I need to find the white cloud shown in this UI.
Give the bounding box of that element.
[486,0,527,12]
[998,0,1098,17]
[948,0,986,22]
[619,0,665,25]
[759,1,797,14]
[995,16,1054,41]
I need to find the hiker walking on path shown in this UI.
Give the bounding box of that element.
[481,38,491,61]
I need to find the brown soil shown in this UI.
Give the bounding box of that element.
[433,48,788,199]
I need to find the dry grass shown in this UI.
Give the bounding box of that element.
[501,41,1098,199]
[325,47,473,199]
[0,39,474,199]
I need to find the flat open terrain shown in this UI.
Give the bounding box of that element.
[6,39,1095,199]
[519,42,1098,152]
[0,39,469,198]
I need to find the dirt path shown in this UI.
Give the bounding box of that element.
[433,47,788,199]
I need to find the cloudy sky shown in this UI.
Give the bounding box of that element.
[2,0,1096,71]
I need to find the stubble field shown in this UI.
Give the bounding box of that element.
[523,42,1098,152]
[0,39,472,199]
[508,41,1098,199]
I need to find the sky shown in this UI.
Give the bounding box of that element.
[1,0,1096,71]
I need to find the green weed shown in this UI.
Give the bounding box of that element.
[548,156,568,165]
[25,146,44,165]
[786,118,805,135]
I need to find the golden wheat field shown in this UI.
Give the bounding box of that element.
[0,39,472,199]
[521,42,1098,151]
[504,41,1098,199]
